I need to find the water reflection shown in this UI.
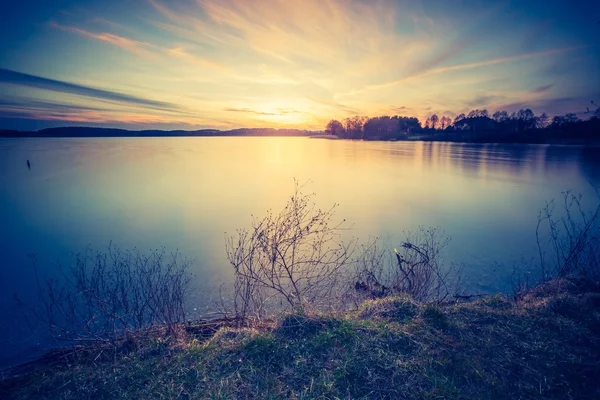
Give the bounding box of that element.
[403,142,600,186]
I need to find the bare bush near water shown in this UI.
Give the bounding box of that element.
[22,183,465,340]
[512,187,600,298]
[226,183,463,325]
[536,188,600,280]
[354,228,464,303]
[226,183,357,323]
[22,246,191,345]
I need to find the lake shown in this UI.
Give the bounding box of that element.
[1,137,599,368]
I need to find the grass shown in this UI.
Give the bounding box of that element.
[2,278,600,399]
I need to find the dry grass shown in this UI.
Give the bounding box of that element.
[357,294,420,321]
[2,278,600,399]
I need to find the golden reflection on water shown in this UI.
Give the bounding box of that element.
[1,137,598,291]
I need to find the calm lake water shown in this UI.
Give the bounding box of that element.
[1,137,600,368]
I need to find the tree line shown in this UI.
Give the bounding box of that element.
[325,103,600,143]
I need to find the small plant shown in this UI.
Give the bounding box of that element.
[512,188,600,301]
[536,187,600,281]
[21,245,192,345]
[354,228,464,303]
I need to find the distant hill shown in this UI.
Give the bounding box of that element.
[0,127,317,138]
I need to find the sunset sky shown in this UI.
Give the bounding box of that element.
[0,0,599,131]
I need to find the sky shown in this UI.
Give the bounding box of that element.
[0,0,599,131]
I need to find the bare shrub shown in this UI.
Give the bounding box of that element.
[353,227,464,303]
[536,187,600,281]
[22,245,192,344]
[225,182,357,324]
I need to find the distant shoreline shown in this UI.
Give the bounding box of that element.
[0,127,317,139]
[2,127,600,146]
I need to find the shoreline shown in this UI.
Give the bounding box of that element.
[2,277,599,399]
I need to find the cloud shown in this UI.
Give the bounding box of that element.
[148,0,428,78]
[528,96,583,116]
[0,68,178,110]
[341,45,587,97]
[224,107,300,116]
[50,21,227,70]
[464,95,501,108]
[403,35,473,79]
[0,109,224,130]
[165,47,228,71]
[0,97,108,113]
[531,84,554,94]
[390,106,410,114]
[50,22,155,57]
[0,101,236,130]
[428,47,584,75]
[225,107,277,116]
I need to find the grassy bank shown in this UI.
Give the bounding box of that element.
[2,277,599,399]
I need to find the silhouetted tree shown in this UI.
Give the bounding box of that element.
[492,111,509,123]
[552,115,566,128]
[536,113,550,129]
[364,116,397,139]
[440,116,452,130]
[325,119,345,136]
[453,113,466,129]
[398,116,421,134]
[323,105,599,144]
[467,109,489,118]
[503,109,536,132]
[430,114,439,130]
[564,113,579,124]
[343,116,368,139]
[592,101,600,118]
[424,117,431,129]
[362,116,421,139]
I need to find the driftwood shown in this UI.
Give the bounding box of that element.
[185,317,237,338]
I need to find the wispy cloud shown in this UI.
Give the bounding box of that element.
[341,46,587,97]
[50,21,227,71]
[531,84,554,94]
[494,96,583,116]
[0,100,236,129]
[428,47,585,76]
[225,107,300,116]
[225,107,279,116]
[464,95,503,108]
[50,22,155,57]
[148,0,431,81]
[1,108,184,125]
[0,68,177,110]
[0,97,109,113]
[164,47,228,71]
